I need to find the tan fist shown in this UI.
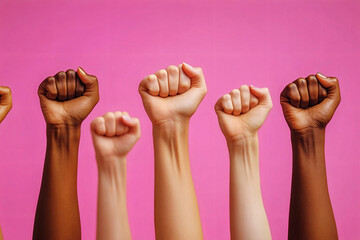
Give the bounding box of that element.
[91,112,141,162]
[215,85,273,142]
[139,63,207,125]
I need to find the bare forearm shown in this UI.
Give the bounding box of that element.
[153,121,203,240]
[97,158,130,240]
[33,125,81,240]
[228,136,271,240]
[289,129,337,240]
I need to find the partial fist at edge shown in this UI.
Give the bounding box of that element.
[0,86,12,123]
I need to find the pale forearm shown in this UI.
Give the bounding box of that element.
[289,129,337,240]
[228,136,271,240]
[33,125,81,240]
[153,121,203,240]
[97,158,130,240]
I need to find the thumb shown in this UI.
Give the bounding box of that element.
[121,115,141,138]
[77,67,98,90]
[77,67,99,101]
[316,72,341,102]
[182,63,206,90]
[249,85,272,108]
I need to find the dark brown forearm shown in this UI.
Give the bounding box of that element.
[33,125,81,240]
[289,128,337,240]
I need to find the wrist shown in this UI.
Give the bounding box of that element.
[228,135,260,178]
[291,128,325,162]
[46,124,81,145]
[226,132,258,148]
[153,119,189,135]
[291,127,325,143]
[46,124,81,136]
[152,117,190,128]
[290,126,325,137]
[97,156,127,178]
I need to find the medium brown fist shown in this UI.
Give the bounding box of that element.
[0,86,12,123]
[280,73,341,133]
[38,67,99,127]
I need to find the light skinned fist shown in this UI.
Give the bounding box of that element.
[38,67,99,127]
[280,73,341,134]
[215,85,273,142]
[91,112,141,162]
[0,86,12,124]
[139,63,207,125]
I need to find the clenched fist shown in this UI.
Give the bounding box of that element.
[38,67,99,126]
[280,73,341,133]
[139,63,207,125]
[215,85,273,142]
[91,112,141,162]
[0,86,12,123]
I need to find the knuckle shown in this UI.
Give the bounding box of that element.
[167,65,179,74]
[104,112,115,119]
[55,71,66,78]
[223,93,231,101]
[148,74,157,83]
[240,85,248,91]
[230,89,240,96]
[156,69,167,78]
[66,69,76,75]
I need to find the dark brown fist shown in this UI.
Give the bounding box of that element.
[38,67,99,127]
[280,73,341,133]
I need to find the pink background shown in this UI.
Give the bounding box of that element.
[0,0,359,239]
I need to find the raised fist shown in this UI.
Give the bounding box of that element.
[139,63,207,125]
[91,112,141,162]
[280,73,341,133]
[215,85,273,142]
[0,86,12,123]
[38,67,99,126]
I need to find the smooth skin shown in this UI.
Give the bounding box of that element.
[281,73,340,240]
[215,85,272,240]
[33,67,99,240]
[91,111,141,240]
[0,86,12,239]
[139,63,206,240]
[0,86,12,124]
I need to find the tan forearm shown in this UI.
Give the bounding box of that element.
[33,125,81,240]
[153,121,203,240]
[289,128,337,240]
[228,135,271,240]
[97,158,130,240]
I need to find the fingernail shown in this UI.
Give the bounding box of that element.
[182,62,193,68]
[317,72,327,79]
[122,115,131,122]
[78,67,86,75]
